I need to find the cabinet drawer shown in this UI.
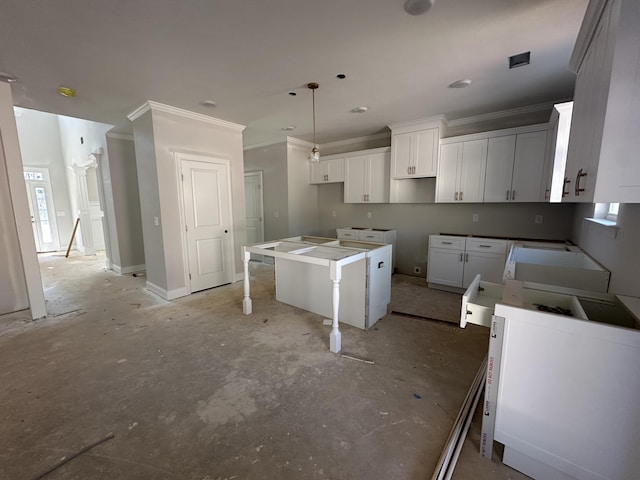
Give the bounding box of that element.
[359,231,384,242]
[336,229,357,240]
[466,238,507,254]
[429,235,466,250]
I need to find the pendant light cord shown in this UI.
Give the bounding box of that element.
[312,88,316,147]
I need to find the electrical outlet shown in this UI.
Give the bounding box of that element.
[472,213,479,223]
[367,212,372,219]
[535,214,543,224]
[274,211,279,218]
[413,266,421,274]
[332,210,336,217]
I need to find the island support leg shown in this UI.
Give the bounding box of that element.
[329,262,342,353]
[242,248,252,314]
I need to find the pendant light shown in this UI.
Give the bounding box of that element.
[308,82,320,163]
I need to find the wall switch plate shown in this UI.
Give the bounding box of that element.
[274,211,279,218]
[473,213,479,222]
[535,214,543,224]
[332,210,336,217]
[153,216,159,226]
[367,212,372,219]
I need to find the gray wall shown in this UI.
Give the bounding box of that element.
[105,135,145,270]
[571,203,640,296]
[286,142,319,236]
[317,181,577,275]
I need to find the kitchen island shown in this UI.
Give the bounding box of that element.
[242,236,392,353]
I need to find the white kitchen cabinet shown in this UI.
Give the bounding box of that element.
[563,0,640,202]
[336,227,397,269]
[541,102,573,202]
[427,235,507,290]
[310,156,344,184]
[483,130,547,202]
[391,128,438,178]
[344,149,390,203]
[436,140,487,203]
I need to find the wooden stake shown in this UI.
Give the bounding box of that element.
[65,218,80,258]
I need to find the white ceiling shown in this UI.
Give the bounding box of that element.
[0,0,588,147]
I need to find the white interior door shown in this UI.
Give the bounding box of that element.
[181,158,233,293]
[23,168,58,252]
[244,171,264,245]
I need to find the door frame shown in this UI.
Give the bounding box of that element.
[175,151,235,295]
[23,166,60,252]
[244,170,264,244]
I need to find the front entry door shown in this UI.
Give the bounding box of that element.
[181,158,233,293]
[24,169,58,253]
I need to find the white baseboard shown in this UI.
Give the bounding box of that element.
[145,281,189,300]
[112,264,146,275]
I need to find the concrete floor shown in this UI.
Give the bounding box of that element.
[0,253,530,480]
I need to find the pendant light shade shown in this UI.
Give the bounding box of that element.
[308,82,320,163]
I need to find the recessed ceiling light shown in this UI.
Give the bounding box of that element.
[288,92,297,96]
[336,74,346,79]
[0,72,18,83]
[282,126,296,131]
[404,0,436,16]
[57,86,76,97]
[200,100,217,107]
[509,52,531,69]
[351,106,368,113]
[448,79,472,88]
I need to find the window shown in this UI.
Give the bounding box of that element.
[606,202,619,222]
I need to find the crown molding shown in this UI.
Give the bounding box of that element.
[446,101,560,127]
[569,0,608,73]
[321,132,390,150]
[106,132,134,141]
[389,115,447,133]
[127,100,245,132]
[285,136,314,149]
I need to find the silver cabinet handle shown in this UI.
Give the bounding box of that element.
[545,188,550,200]
[506,190,510,201]
[459,252,463,262]
[407,166,410,174]
[511,190,516,201]
[442,241,453,245]
[460,191,463,201]
[479,245,491,248]
[454,192,458,201]
[562,177,571,198]
[465,253,469,262]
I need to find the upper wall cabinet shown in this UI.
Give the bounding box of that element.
[389,117,445,179]
[310,156,344,184]
[344,148,390,203]
[436,139,487,203]
[484,129,548,202]
[563,0,640,203]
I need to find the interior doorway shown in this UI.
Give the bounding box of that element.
[244,171,265,262]
[23,167,59,252]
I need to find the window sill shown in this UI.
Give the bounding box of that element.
[585,217,618,238]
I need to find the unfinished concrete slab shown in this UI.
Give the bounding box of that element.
[0,253,529,479]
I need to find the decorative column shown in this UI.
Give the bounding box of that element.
[242,247,252,314]
[70,156,98,256]
[329,261,342,353]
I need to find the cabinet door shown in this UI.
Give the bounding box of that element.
[511,131,547,202]
[344,155,368,203]
[414,128,438,177]
[463,251,506,288]
[459,139,487,203]
[484,135,516,202]
[391,133,412,178]
[428,247,464,287]
[436,143,461,202]
[326,157,344,182]
[310,162,326,184]
[367,152,390,203]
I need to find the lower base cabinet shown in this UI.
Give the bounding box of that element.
[427,235,507,290]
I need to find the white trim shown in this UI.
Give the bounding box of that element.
[127,101,246,132]
[145,281,188,300]
[440,123,548,144]
[112,263,145,275]
[106,132,134,141]
[169,147,232,161]
[569,0,609,73]
[286,136,314,149]
[320,132,391,150]
[243,138,288,151]
[389,115,447,134]
[446,102,561,128]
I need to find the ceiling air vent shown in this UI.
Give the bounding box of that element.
[509,51,530,69]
